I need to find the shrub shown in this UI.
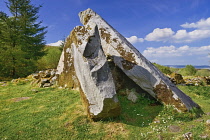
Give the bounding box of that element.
[178,65,197,76]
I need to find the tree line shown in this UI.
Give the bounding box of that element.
[0,0,47,79]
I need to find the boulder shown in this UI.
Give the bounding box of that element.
[127,91,139,103]
[170,73,185,84]
[78,8,201,112]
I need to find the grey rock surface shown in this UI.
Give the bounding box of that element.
[56,23,120,120]
[206,119,210,124]
[73,25,120,119]
[127,91,138,103]
[79,8,201,112]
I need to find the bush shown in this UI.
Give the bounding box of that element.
[178,65,197,76]
[37,46,62,70]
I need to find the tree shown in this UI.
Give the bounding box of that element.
[0,0,47,78]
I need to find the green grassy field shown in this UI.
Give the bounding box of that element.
[0,81,210,140]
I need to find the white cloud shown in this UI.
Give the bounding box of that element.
[47,40,63,46]
[144,28,210,43]
[126,36,144,44]
[144,17,210,43]
[143,45,210,58]
[172,29,210,43]
[181,17,210,30]
[145,28,174,42]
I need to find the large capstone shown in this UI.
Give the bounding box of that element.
[78,8,201,112]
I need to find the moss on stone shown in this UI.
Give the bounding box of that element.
[121,59,136,70]
[57,27,81,89]
[153,81,188,112]
[91,97,121,121]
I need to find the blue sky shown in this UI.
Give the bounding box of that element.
[1,0,210,65]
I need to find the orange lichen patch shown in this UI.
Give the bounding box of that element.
[121,59,136,70]
[83,14,92,25]
[117,44,136,70]
[75,26,88,36]
[99,28,111,44]
[153,81,188,112]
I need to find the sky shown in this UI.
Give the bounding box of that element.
[1,0,210,65]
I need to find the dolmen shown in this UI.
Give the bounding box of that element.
[56,8,202,120]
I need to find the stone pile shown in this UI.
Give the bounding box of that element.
[184,76,210,86]
[30,69,57,88]
[55,8,202,120]
[169,73,185,85]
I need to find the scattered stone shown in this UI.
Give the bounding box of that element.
[184,76,209,86]
[183,132,192,140]
[1,84,7,86]
[194,119,204,122]
[43,83,51,88]
[206,119,210,125]
[31,89,38,93]
[12,97,32,102]
[168,125,181,132]
[206,112,210,116]
[127,91,138,103]
[199,134,208,139]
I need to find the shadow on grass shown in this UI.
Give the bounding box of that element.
[111,95,164,127]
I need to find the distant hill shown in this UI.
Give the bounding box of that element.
[165,65,210,69]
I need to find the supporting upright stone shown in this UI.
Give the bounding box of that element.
[79,8,201,112]
[56,24,120,120]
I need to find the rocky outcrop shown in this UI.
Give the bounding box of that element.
[78,8,201,112]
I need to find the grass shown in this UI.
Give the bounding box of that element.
[1,81,210,140]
